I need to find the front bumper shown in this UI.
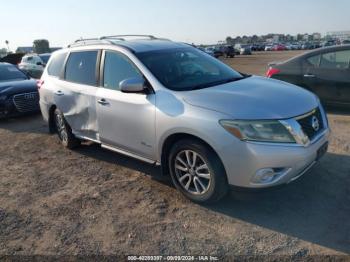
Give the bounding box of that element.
[0,93,40,119]
[219,128,330,188]
[0,99,18,118]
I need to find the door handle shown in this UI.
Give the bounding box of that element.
[54,90,64,96]
[97,98,109,106]
[304,74,315,78]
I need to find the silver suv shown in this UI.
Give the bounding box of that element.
[39,35,330,203]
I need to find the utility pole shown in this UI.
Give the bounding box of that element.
[5,40,10,52]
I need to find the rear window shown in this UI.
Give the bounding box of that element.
[23,56,34,63]
[47,52,67,77]
[306,55,321,67]
[65,51,98,86]
[0,64,28,82]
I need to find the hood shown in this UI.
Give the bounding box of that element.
[181,76,318,120]
[0,79,38,96]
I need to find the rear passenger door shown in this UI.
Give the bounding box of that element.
[56,50,100,139]
[329,50,350,104]
[96,50,156,159]
[303,50,350,104]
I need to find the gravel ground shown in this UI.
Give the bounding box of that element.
[0,51,349,260]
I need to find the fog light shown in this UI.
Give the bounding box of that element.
[252,168,290,184]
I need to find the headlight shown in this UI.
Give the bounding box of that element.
[0,95,7,102]
[219,119,295,143]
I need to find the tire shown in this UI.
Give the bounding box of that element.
[168,139,228,203]
[53,109,80,149]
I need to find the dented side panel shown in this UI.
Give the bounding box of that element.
[54,80,99,139]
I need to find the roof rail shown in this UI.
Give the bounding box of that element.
[100,34,157,40]
[67,35,169,48]
[67,38,114,48]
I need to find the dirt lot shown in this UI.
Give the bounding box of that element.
[1,51,350,259]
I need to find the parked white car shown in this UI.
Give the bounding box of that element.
[19,53,51,79]
[265,45,273,51]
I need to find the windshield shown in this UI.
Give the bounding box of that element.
[39,54,51,64]
[0,64,28,82]
[136,47,243,91]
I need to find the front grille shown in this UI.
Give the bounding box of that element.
[12,92,40,113]
[297,107,324,141]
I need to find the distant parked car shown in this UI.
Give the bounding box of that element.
[255,44,266,51]
[322,40,337,48]
[301,43,310,50]
[250,44,257,51]
[266,45,350,107]
[221,45,235,58]
[19,53,51,79]
[291,43,302,50]
[240,45,252,55]
[273,44,286,51]
[302,43,321,50]
[204,47,223,58]
[285,44,292,50]
[0,63,40,118]
[213,47,224,58]
[203,47,215,57]
[265,45,273,51]
[250,44,264,51]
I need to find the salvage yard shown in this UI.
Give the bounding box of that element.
[1,51,350,258]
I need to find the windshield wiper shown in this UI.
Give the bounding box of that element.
[190,77,245,91]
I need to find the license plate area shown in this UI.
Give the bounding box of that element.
[316,142,328,161]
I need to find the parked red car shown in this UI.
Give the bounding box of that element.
[273,44,286,51]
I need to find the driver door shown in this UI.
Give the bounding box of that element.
[96,50,156,159]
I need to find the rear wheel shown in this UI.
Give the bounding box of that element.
[54,109,80,149]
[168,139,228,203]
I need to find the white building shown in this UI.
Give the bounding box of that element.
[303,34,310,41]
[272,35,279,43]
[326,31,350,41]
[312,33,321,40]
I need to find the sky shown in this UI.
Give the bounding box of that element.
[1,0,349,50]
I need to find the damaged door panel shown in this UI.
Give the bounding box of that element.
[57,50,99,139]
[55,81,99,139]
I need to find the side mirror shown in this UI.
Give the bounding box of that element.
[120,77,146,93]
[36,62,43,66]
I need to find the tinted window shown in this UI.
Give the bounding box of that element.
[136,47,243,91]
[0,64,28,82]
[103,51,142,90]
[47,52,67,77]
[65,51,98,85]
[39,54,51,64]
[24,56,34,64]
[320,50,350,69]
[306,55,320,67]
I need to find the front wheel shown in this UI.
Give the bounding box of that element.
[168,139,228,203]
[54,109,80,149]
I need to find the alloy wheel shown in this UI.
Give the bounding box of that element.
[174,150,212,195]
[55,112,68,143]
